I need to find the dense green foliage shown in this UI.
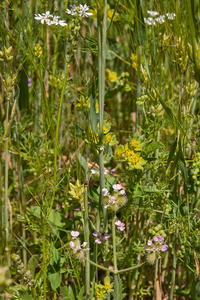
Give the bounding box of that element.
[1,0,200,299]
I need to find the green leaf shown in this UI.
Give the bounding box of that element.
[28,255,39,277]
[18,62,29,110]
[117,275,127,300]
[176,288,190,296]
[76,152,90,182]
[144,141,164,153]
[60,286,75,300]
[48,271,61,291]
[49,247,59,265]
[167,139,177,166]
[77,286,84,300]
[18,291,33,300]
[89,85,97,135]
[48,209,65,228]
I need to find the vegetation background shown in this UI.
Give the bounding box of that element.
[1,0,200,299]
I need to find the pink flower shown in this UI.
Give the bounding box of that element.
[161,244,168,252]
[157,236,164,242]
[115,220,125,231]
[69,241,75,248]
[147,240,152,246]
[95,239,102,244]
[112,184,122,190]
[102,188,108,196]
[153,236,159,242]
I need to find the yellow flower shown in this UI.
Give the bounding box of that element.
[105,134,111,143]
[114,145,124,160]
[128,152,146,170]
[128,132,146,151]
[97,291,106,299]
[106,69,118,82]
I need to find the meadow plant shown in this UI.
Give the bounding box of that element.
[1,1,200,299]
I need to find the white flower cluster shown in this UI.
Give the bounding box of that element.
[34,11,67,26]
[144,10,176,26]
[102,184,127,212]
[69,231,89,260]
[66,4,93,18]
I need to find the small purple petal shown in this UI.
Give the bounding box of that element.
[147,240,152,246]
[95,238,102,244]
[103,233,110,240]
[115,220,122,226]
[153,236,159,242]
[161,244,168,252]
[157,236,164,242]
[120,190,126,195]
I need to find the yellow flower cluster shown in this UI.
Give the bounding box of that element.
[93,276,113,299]
[114,133,146,170]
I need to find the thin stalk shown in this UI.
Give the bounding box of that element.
[42,221,47,299]
[112,213,118,300]
[153,259,158,300]
[4,97,10,266]
[84,184,90,298]
[48,66,70,216]
[97,0,107,231]
[169,229,177,300]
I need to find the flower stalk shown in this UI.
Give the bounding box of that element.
[84,184,90,297]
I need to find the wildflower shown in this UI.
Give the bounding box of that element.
[106,69,118,82]
[144,17,156,25]
[69,241,75,248]
[34,11,53,24]
[166,12,176,20]
[102,188,108,196]
[147,10,159,17]
[28,78,31,87]
[115,220,125,231]
[104,169,110,175]
[114,144,125,160]
[155,15,165,24]
[145,236,168,264]
[120,190,126,195]
[93,231,110,244]
[66,5,78,15]
[79,4,93,17]
[71,231,80,238]
[128,151,146,170]
[112,184,122,191]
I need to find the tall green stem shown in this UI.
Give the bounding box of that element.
[4,97,10,266]
[97,0,107,231]
[48,66,69,216]
[112,213,118,300]
[84,184,90,298]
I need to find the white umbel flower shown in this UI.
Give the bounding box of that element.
[34,11,53,24]
[147,10,159,17]
[166,12,176,20]
[79,4,93,17]
[66,4,78,16]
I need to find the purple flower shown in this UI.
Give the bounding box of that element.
[93,231,101,237]
[102,233,110,241]
[95,238,102,244]
[147,240,152,246]
[71,231,79,238]
[161,244,168,252]
[153,236,159,242]
[115,220,125,231]
[28,78,32,87]
[157,236,164,242]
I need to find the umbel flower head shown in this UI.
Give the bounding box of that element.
[145,236,168,265]
[66,4,93,18]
